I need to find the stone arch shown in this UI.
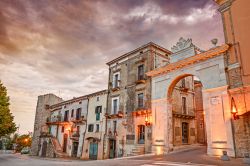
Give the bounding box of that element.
[150,50,235,157]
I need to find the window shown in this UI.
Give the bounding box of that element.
[61,126,64,133]
[112,98,118,114]
[181,79,185,88]
[71,109,74,118]
[182,97,187,114]
[76,108,81,120]
[64,110,69,121]
[113,121,117,133]
[113,72,120,88]
[88,124,94,132]
[96,124,99,132]
[138,65,144,80]
[97,96,99,101]
[95,106,102,121]
[138,93,144,108]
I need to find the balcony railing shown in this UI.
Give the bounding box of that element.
[172,104,195,118]
[106,110,123,119]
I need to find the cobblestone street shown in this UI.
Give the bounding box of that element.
[0,146,247,166]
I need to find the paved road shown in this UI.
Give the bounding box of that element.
[0,146,247,166]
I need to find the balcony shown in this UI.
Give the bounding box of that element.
[70,132,80,141]
[110,81,121,92]
[70,116,86,124]
[108,128,118,138]
[172,104,195,119]
[46,115,70,125]
[136,79,146,84]
[179,85,189,92]
[106,111,123,119]
[132,108,151,117]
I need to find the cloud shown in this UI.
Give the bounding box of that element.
[0,0,224,134]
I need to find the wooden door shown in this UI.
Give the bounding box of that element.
[182,122,189,144]
[72,142,78,157]
[109,140,116,159]
[89,142,98,160]
[63,134,68,152]
[138,125,145,144]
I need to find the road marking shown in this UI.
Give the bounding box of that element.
[140,161,217,166]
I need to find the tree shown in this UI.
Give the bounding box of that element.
[0,80,17,137]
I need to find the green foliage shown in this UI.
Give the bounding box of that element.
[16,134,32,152]
[0,80,17,137]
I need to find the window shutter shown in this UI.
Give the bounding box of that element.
[95,107,98,113]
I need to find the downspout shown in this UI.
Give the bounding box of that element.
[103,67,111,159]
[81,98,89,158]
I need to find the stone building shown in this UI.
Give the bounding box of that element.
[82,90,107,160]
[104,42,172,158]
[39,95,88,158]
[30,94,63,156]
[215,0,250,158]
[172,76,196,146]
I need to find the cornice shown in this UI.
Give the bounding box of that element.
[146,44,229,77]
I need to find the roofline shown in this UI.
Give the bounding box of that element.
[49,89,108,109]
[106,42,172,66]
[146,44,229,77]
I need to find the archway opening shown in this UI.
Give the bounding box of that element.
[167,74,207,149]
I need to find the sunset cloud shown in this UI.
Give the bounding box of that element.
[0,0,224,134]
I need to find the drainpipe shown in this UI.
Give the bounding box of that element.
[103,67,111,159]
[81,98,89,158]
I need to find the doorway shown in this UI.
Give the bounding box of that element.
[89,142,98,160]
[138,125,145,144]
[41,141,47,157]
[63,134,68,152]
[109,139,116,159]
[182,122,189,144]
[72,142,78,157]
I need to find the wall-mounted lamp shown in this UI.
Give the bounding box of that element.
[231,97,239,120]
[145,112,151,126]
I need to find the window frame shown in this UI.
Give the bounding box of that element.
[88,124,94,132]
[182,96,187,114]
[112,72,120,88]
[138,93,144,108]
[112,97,119,114]
[96,124,100,132]
[138,64,144,80]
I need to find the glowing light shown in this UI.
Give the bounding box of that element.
[156,146,163,155]
[231,97,239,120]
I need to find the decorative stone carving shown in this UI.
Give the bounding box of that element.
[171,37,193,53]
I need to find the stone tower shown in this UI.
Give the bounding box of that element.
[30,94,63,156]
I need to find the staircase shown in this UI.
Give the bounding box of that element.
[50,137,69,158]
[129,144,145,156]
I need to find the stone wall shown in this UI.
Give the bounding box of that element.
[30,94,63,156]
[233,113,250,157]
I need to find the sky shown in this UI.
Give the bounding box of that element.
[0,0,224,134]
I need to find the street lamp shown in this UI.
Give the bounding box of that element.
[231,97,239,120]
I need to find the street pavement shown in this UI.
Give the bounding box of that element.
[0,146,248,166]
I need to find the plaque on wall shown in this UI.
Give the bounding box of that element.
[126,134,135,140]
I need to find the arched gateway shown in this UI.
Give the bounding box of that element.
[146,39,235,157]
